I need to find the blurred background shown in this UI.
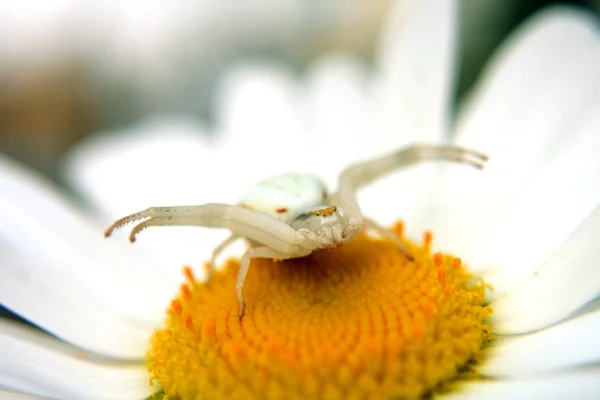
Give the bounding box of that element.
[1,0,599,181]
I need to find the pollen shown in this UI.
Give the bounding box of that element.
[148,226,492,400]
[310,205,337,217]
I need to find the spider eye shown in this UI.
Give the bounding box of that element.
[310,206,337,217]
[290,206,341,231]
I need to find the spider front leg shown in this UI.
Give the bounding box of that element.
[104,203,312,253]
[337,145,488,200]
[237,246,310,319]
[333,144,488,251]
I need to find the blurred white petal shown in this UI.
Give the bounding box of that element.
[375,0,456,142]
[358,0,458,229]
[188,58,366,192]
[492,202,600,333]
[215,64,308,186]
[482,308,600,377]
[443,367,600,400]
[304,55,371,173]
[0,319,153,400]
[60,117,231,269]
[217,64,303,147]
[61,116,218,215]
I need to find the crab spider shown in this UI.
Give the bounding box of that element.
[105,144,488,319]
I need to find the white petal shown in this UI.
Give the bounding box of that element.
[434,96,600,292]
[0,155,175,358]
[374,0,456,142]
[482,308,600,377]
[421,7,600,262]
[442,367,600,400]
[492,202,600,334]
[570,296,600,319]
[0,319,154,400]
[359,0,457,228]
[0,249,154,359]
[60,117,233,268]
[0,389,47,400]
[455,6,600,167]
[476,106,600,279]
[456,6,599,202]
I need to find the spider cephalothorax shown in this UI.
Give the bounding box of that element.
[105,144,488,318]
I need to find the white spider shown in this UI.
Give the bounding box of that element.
[105,144,488,319]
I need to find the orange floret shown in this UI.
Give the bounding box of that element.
[148,228,492,400]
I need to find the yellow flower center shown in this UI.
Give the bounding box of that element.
[148,224,493,399]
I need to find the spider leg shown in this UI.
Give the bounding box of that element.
[339,144,487,193]
[206,233,240,282]
[363,217,414,261]
[334,144,489,234]
[237,246,309,320]
[106,204,316,253]
[104,204,235,238]
[104,208,155,237]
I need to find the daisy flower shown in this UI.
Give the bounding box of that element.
[2,0,600,399]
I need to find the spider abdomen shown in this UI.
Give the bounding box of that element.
[238,173,329,224]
